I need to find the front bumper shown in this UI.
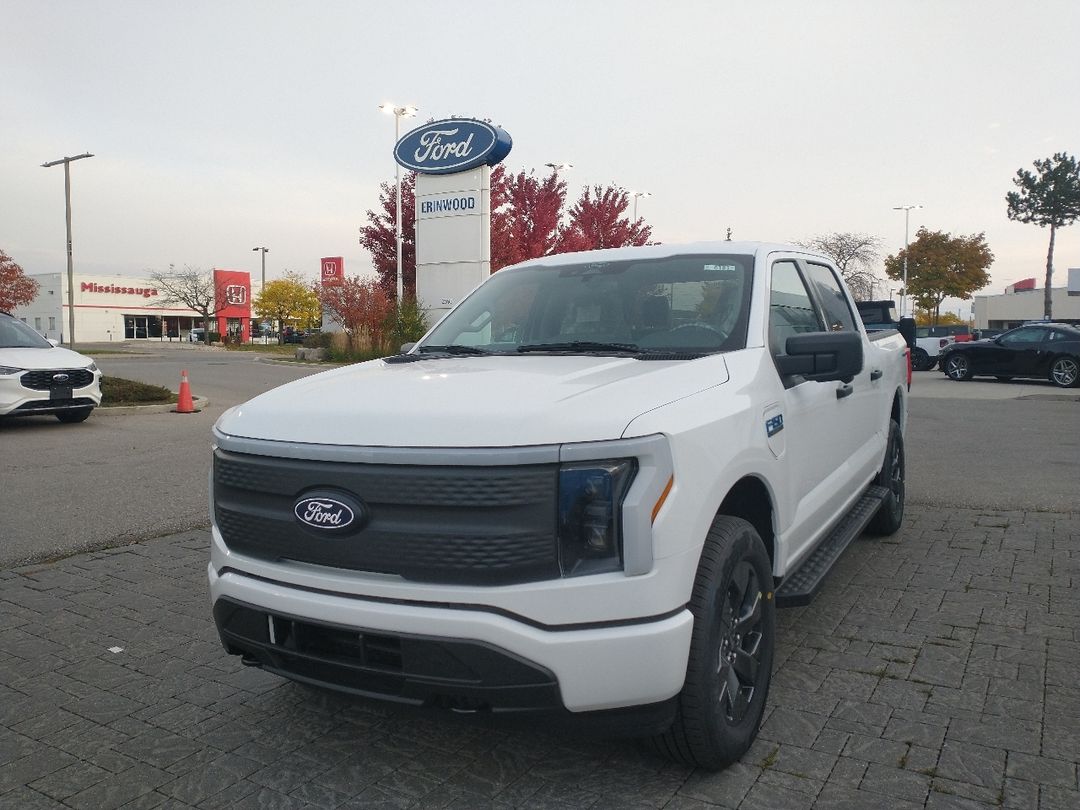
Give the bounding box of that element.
[0,377,102,417]
[208,561,693,715]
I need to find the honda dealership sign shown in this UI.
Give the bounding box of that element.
[395,117,512,319]
[321,256,343,287]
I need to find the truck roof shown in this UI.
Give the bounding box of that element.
[510,241,828,269]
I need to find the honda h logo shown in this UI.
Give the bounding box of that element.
[225,285,247,305]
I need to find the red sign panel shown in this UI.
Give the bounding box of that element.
[321,256,344,286]
[213,269,252,341]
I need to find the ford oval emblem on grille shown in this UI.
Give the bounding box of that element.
[293,491,367,534]
[53,373,70,383]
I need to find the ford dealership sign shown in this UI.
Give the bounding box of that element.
[394,118,512,175]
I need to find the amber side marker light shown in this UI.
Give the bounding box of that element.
[651,475,674,524]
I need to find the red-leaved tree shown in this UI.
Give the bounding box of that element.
[359,173,417,299]
[491,167,567,270]
[0,249,40,311]
[316,276,394,352]
[558,185,652,252]
[359,166,656,297]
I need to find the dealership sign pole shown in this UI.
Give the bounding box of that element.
[393,118,512,322]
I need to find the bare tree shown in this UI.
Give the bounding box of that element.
[796,233,884,301]
[147,265,231,334]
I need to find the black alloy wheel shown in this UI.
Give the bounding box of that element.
[650,516,775,770]
[867,419,905,536]
[944,353,973,381]
[1049,356,1080,388]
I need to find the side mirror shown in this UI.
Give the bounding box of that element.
[897,317,917,350]
[400,342,417,353]
[775,331,864,384]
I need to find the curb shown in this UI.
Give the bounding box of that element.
[96,395,210,415]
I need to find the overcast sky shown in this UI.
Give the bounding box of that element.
[2,1,1077,313]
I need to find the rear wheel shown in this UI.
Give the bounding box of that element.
[911,348,931,371]
[867,420,905,536]
[1049,356,1079,388]
[944,353,972,381]
[650,516,775,770]
[56,407,93,424]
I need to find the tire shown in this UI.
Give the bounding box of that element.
[1049,356,1080,388]
[943,353,972,381]
[649,516,775,770]
[911,348,931,371]
[867,419,905,536]
[56,407,93,424]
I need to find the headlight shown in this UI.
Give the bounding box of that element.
[0,366,24,375]
[86,362,99,373]
[558,459,636,577]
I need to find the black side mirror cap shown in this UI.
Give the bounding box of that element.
[776,331,864,384]
[897,317,917,350]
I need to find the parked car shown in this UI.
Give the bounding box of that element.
[188,328,206,343]
[282,328,308,344]
[0,311,103,422]
[939,323,1080,387]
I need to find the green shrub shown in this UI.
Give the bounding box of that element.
[100,376,177,407]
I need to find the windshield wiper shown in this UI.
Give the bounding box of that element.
[417,344,491,355]
[517,341,641,354]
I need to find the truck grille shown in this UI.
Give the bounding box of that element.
[213,449,560,585]
[21,369,95,390]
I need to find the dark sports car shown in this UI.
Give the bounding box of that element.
[939,322,1080,388]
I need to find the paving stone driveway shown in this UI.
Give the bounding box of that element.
[1,507,1077,809]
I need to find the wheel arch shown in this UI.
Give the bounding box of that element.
[715,476,776,569]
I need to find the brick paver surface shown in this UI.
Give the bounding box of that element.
[1,507,1077,808]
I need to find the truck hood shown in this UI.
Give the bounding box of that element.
[217,354,729,448]
[0,346,97,371]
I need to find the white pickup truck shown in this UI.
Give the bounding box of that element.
[209,242,913,769]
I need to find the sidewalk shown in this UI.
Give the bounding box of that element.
[1,507,1077,809]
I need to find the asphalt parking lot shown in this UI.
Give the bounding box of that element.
[1,351,1077,809]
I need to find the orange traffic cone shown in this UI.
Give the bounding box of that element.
[175,368,196,413]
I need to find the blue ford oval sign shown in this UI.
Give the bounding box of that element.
[394,118,512,175]
[293,491,368,534]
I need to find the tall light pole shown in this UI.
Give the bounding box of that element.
[379,102,418,305]
[252,246,269,292]
[631,190,652,221]
[892,204,923,316]
[42,152,93,348]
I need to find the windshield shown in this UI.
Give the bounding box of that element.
[419,254,753,356]
[0,315,52,349]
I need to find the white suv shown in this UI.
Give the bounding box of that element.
[0,312,102,423]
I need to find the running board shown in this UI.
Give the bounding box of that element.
[774,485,889,608]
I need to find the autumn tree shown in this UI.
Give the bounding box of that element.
[359,172,417,299]
[254,272,320,341]
[796,233,883,300]
[558,185,653,252]
[1006,152,1080,319]
[0,249,40,311]
[147,266,233,334]
[490,166,567,270]
[317,276,394,353]
[884,228,993,324]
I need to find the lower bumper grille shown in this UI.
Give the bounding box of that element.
[214,599,561,712]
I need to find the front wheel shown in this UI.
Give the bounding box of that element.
[944,353,973,381]
[650,517,775,770]
[867,420,905,536]
[1049,356,1080,388]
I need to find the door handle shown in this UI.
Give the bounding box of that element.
[836,384,854,399]
[870,369,883,380]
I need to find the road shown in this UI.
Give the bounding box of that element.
[1,347,1076,567]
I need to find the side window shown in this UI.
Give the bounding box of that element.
[769,260,821,355]
[1000,327,1047,346]
[805,263,857,332]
